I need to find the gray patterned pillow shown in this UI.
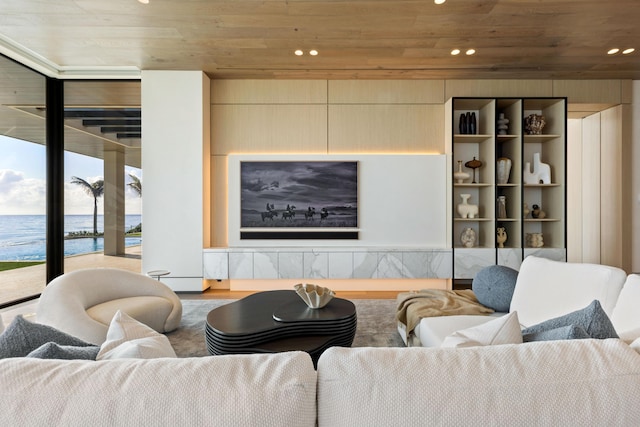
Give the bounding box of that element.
[0,315,94,358]
[521,300,618,342]
[26,342,100,360]
[522,324,590,342]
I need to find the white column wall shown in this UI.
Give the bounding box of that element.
[141,71,211,291]
[103,150,125,255]
[633,81,640,273]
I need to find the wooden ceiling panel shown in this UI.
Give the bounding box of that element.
[0,0,638,79]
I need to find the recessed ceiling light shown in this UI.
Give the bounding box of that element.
[607,48,620,55]
[434,0,446,4]
[623,48,635,54]
[309,50,318,56]
[466,49,476,55]
[138,0,149,4]
[451,49,460,55]
[294,50,304,56]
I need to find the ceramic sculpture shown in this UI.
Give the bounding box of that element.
[454,160,471,183]
[460,227,477,248]
[457,194,478,219]
[294,283,335,309]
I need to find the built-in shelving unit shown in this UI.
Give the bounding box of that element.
[447,97,566,280]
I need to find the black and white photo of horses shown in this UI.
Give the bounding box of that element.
[241,161,358,229]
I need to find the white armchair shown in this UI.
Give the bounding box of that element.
[37,268,182,345]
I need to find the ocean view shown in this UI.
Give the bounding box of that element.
[0,215,142,261]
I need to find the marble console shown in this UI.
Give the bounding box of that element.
[203,247,453,281]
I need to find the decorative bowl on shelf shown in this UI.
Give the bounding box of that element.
[294,283,335,309]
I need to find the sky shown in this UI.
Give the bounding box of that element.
[0,135,142,215]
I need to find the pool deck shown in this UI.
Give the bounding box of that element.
[0,245,142,307]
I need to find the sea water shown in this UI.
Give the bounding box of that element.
[0,215,142,261]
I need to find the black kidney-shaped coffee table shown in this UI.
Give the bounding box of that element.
[205,290,357,366]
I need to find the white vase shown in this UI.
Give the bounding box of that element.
[457,193,478,219]
[496,157,512,184]
[460,227,476,248]
[453,160,470,184]
[523,153,551,184]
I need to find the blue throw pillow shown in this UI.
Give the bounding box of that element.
[521,300,618,341]
[522,324,590,342]
[472,265,519,312]
[0,315,94,358]
[26,342,100,360]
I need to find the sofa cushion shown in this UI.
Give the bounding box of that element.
[97,310,176,360]
[317,340,640,426]
[472,265,518,312]
[521,300,618,342]
[522,325,591,342]
[417,314,501,348]
[441,311,522,348]
[0,352,317,426]
[611,274,640,337]
[0,316,94,359]
[26,342,100,360]
[510,256,627,327]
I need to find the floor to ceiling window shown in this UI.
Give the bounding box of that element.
[0,55,47,306]
[0,66,142,307]
[62,81,142,273]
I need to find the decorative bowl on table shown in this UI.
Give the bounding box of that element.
[294,283,335,309]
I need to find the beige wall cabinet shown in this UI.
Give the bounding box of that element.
[448,97,567,280]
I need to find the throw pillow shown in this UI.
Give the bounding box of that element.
[97,310,177,360]
[441,311,523,348]
[472,265,518,312]
[0,315,94,359]
[522,325,590,342]
[26,342,100,360]
[521,300,618,341]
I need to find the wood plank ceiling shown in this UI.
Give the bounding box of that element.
[0,0,639,80]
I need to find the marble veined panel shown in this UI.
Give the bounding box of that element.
[377,252,403,279]
[353,252,378,279]
[454,248,496,279]
[253,252,279,279]
[304,252,329,279]
[524,248,566,262]
[203,252,229,279]
[229,252,254,279]
[328,252,353,279]
[498,248,522,271]
[278,252,304,279]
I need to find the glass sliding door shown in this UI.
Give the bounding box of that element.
[63,81,142,273]
[0,55,47,306]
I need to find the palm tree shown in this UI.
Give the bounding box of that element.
[128,173,142,196]
[71,176,104,236]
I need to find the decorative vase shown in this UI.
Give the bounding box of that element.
[453,160,471,184]
[524,114,546,135]
[523,203,530,218]
[531,204,546,219]
[469,112,477,135]
[496,227,507,248]
[464,157,483,183]
[526,232,544,248]
[523,153,551,184]
[497,195,507,219]
[457,193,478,219]
[459,113,468,134]
[460,227,476,248]
[496,157,512,184]
[496,113,509,135]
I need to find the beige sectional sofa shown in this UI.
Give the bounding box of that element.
[2,340,640,426]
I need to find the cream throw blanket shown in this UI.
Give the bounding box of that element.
[396,289,494,339]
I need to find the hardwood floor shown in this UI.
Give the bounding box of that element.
[179,289,402,300]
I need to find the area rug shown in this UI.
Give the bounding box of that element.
[166,298,405,358]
